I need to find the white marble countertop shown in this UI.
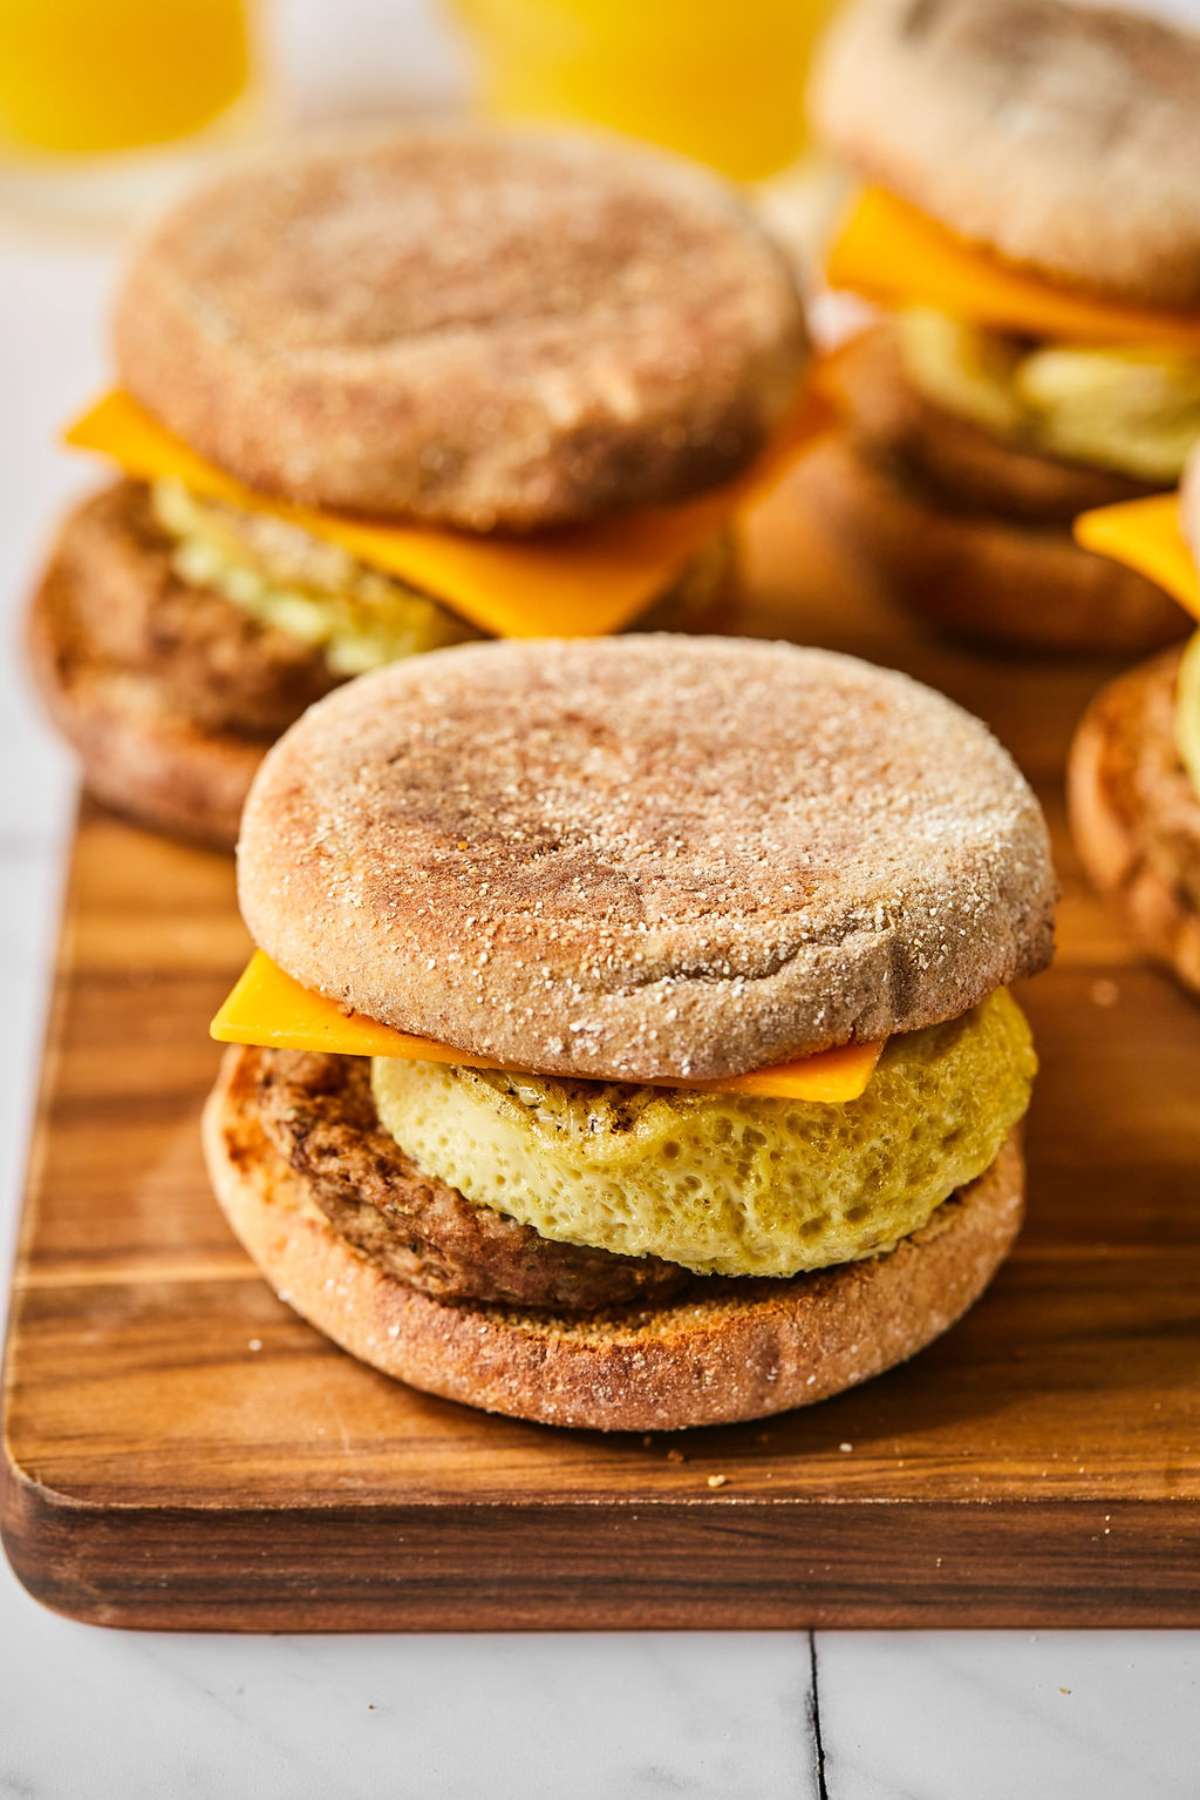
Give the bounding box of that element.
[2,76,1200,1800]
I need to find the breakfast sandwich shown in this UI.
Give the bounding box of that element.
[204,635,1055,1431]
[805,0,1199,655]
[31,126,811,847]
[1068,448,1200,993]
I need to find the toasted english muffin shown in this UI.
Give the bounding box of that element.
[115,125,808,532]
[811,0,1200,309]
[38,125,800,842]
[238,636,1055,1081]
[1068,645,1200,996]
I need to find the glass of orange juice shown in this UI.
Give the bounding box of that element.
[455,0,839,182]
[0,0,263,225]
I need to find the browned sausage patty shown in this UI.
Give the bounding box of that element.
[253,1050,691,1313]
[42,481,338,739]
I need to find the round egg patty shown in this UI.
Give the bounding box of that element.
[371,989,1035,1278]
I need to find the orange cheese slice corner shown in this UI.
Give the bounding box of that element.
[64,386,826,642]
[212,951,883,1103]
[1074,494,1200,622]
[826,187,1200,352]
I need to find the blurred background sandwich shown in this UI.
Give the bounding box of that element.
[806,0,1200,655]
[29,124,811,846]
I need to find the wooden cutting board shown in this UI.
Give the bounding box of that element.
[3,458,1199,1630]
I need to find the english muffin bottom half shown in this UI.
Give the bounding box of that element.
[205,635,1055,1431]
[1068,448,1200,996]
[33,124,813,847]
[807,0,1200,655]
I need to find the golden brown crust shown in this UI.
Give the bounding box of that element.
[115,126,808,531]
[28,552,259,850]
[804,435,1186,657]
[822,328,1150,525]
[1067,648,1200,996]
[811,0,1200,307]
[204,1043,1025,1431]
[238,637,1055,1080]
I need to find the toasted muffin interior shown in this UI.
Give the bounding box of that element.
[370,990,1035,1279]
[1069,644,1200,997]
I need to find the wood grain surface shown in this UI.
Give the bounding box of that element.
[3,451,1199,1630]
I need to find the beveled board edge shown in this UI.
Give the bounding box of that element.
[3,1462,1199,1631]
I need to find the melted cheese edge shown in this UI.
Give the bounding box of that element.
[826,188,1200,352]
[212,950,884,1103]
[1073,494,1200,621]
[65,387,823,640]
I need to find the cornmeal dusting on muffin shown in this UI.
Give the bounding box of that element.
[239,638,1055,1083]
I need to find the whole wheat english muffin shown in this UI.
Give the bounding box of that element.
[1068,647,1200,995]
[812,0,1200,308]
[207,635,1053,1429]
[115,125,807,531]
[39,124,806,845]
[238,637,1055,1082]
[809,0,1200,656]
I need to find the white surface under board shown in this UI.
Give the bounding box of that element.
[1,6,1199,1794]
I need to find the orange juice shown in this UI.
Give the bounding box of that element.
[0,0,251,156]
[457,0,839,181]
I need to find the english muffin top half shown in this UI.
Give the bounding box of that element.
[236,635,1056,1082]
[812,0,1200,308]
[114,125,809,533]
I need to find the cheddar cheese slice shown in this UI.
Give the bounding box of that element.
[65,388,823,641]
[827,187,1200,352]
[1074,494,1200,622]
[212,951,883,1103]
